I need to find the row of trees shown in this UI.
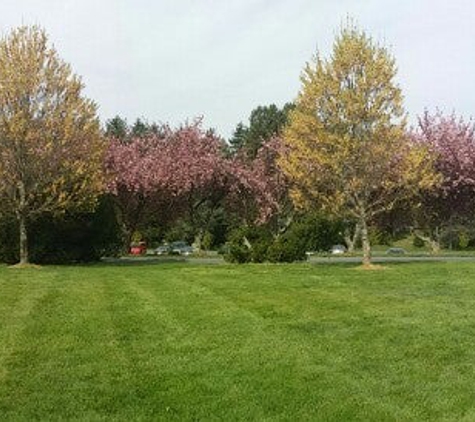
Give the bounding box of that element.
[279,25,475,265]
[104,118,284,252]
[0,25,474,265]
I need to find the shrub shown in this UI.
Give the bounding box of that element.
[267,233,307,263]
[459,230,470,250]
[0,215,20,264]
[368,227,393,246]
[225,225,308,264]
[202,231,214,251]
[224,214,344,264]
[441,226,473,250]
[413,235,425,248]
[164,220,195,244]
[287,213,344,252]
[0,197,122,264]
[224,226,273,263]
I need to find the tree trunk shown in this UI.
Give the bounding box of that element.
[194,230,203,252]
[112,197,134,255]
[17,181,29,264]
[344,223,361,254]
[118,210,131,254]
[18,213,29,264]
[243,236,252,250]
[430,227,441,254]
[430,239,441,254]
[414,228,441,255]
[360,218,371,266]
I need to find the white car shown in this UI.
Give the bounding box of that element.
[330,245,346,255]
[154,245,171,255]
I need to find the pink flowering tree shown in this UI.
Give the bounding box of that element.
[105,120,231,250]
[105,129,169,249]
[105,118,290,252]
[227,136,290,230]
[160,124,230,248]
[412,111,475,251]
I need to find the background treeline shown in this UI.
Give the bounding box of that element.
[3,102,475,264]
[0,105,343,264]
[1,25,475,265]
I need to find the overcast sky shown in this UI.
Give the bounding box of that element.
[1,0,474,137]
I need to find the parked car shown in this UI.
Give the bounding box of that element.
[330,244,346,255]
[130,241,147,255]
[170,241,194,256]
[154,244,171,255]
[386,247,406,255]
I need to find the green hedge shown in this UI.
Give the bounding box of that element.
[0,197,121,264]
[225,214,343,263]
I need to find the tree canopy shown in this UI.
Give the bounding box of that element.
[0,26,104,264]
[411,111,475,251]
[280,24,437,265]
[230,103,294,158]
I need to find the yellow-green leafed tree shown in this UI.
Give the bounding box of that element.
[0,26,105,265]
[280,24,437,266]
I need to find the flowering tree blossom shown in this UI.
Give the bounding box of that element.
[105,121,288,250]
[416,111,475,192]
[227,137,289,227]
[105,121,227,248]
[412,111,475,251]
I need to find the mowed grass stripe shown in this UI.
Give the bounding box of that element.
[188,263,475,420]
[93,266,334,419]
[103,267,302,420]
[1,263,475,420]
[108,264,468,418]
[0,268,121,420]
[188,265,414,420]
[0,272,51,386]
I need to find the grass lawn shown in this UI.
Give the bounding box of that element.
[1,262,475,421]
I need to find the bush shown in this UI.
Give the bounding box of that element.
[267,232,307,263]
[224,214,344,264]
[0,197,122,264]
[413,235,425,248]
[224,226,273,263]
[164,220,195,245]
[287,213,344,253]
[202,231,214,251]
[368,227,392,246]
[441,226,474,250]
[459,230,470,250]
[0,215,20,264]
[225,225,307,264]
